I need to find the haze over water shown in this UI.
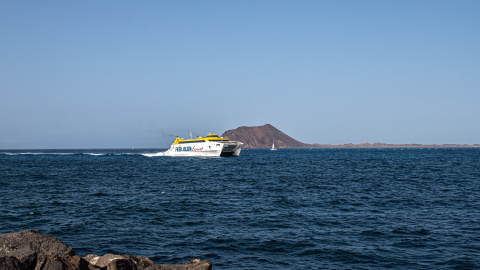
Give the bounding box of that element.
[1,1,479,148]
[2,148,479,269]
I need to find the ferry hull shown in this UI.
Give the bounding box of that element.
[164,141,243,157]
[220,142,243,157]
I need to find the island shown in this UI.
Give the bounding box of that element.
[221,124,480,149]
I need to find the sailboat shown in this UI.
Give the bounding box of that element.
[271,141,277,151]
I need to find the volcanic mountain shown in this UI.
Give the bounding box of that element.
[221,124,480,149]
[221,124,309,149]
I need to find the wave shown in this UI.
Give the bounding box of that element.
[1,148,167,157]
[1,152,76,156]
[1,152,153,157]
[142,152,166,157]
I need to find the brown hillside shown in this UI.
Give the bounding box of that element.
[221,124,480,149]
[221,124,309,149]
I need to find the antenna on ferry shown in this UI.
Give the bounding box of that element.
[190,131,192,139]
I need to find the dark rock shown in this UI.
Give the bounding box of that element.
[40,255,90,270]
[23,254,89,270]
[120,254,156,269]
[86,254,127,269]
[40,255,63,270]
[106,259,138,270]
[3,249,36,270]
[0,231,213,270]
[0,230,75,257]
[0,256,27,270]
[0,230,75,270]
[85,254,157,270]
[150,259,212,270]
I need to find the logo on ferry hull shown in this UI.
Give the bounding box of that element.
[192,146,203,152]
[175,146,191,152]
[175,146,204,152]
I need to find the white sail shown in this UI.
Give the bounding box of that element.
[271,141,277,151]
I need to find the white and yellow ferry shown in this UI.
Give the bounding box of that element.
[164,133,243,157]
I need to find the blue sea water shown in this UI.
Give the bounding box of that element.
[1,148,480,269]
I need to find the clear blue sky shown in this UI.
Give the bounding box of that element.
[1,1,479,148]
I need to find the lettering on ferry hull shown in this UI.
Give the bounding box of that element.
[175,146,191,152]
[193,146,204,152]
[175,146,205,152]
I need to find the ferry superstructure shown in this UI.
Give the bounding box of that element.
[164,133,243,157]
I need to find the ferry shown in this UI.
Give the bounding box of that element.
[164,133,243,157]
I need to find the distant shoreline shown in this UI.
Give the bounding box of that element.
[245,143,480,149]
[222,124,480,149]
[307,143,480,149]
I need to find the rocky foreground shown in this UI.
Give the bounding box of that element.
[0,230,212,270]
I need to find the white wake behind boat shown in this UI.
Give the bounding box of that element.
[163,133,243,157]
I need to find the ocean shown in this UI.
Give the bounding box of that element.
[1,148,479,269]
